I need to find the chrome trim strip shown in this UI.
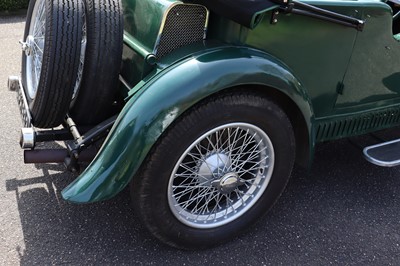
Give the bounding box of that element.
[363,139,400,167]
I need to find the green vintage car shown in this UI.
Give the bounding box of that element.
[7,0,400,248]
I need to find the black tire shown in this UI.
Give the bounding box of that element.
[69,0,123,125]
[21,0,83,128]
[131,91,296,249]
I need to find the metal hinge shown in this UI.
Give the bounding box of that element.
[336,82,345,95]
[271,0,364,31]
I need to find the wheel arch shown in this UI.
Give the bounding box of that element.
[61,46,315,203]
[235,84,311,168]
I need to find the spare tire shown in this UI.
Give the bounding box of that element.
[21,0,84,128]
[70,0,124,125]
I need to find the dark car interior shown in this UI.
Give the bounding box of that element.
[388,0,400,36]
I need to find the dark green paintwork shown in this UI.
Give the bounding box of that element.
[336,2,400,109]
[245,9,357,117]
[62,45,314,202]
[120,0,177,88]
[62,0,400,202]
[122,0,175,51]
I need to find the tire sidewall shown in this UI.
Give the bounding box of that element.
[20,0,83,128]
[133,93,295,248]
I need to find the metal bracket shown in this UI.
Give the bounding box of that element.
[63,115,116,172]
[273,0,365,31]
[271,9,280,24]
[7,76,19,91]
[66,115,117,155]
[9,76,32,127]
[336,82,345,95]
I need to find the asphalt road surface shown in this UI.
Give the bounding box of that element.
[1,15,400,265]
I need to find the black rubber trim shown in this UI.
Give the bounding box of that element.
[184,0,285,28]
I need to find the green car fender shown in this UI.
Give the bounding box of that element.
[61,46,315,203]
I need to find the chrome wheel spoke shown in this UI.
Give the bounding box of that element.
[72,2,87,99]
[32,41,43,54]
[33,2,45,36]
[231,141,267,173]
[204,192,221,220]
[179,163,209,181]
[176,188,214,210]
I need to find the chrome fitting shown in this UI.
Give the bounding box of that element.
[7,76,20,91]
[20,127,35,149]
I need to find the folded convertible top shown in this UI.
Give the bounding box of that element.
[185,0,285,28]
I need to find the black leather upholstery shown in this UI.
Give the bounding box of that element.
[185,0,283,28]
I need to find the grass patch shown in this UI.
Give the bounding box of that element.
[0,0,29,11]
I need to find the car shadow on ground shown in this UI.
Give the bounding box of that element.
[5,130,400,265]
[0,15,25,25]
[5,162,152,265]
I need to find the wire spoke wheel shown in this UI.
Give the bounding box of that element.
[131,92,296,249]
[168,123,274,228]
[25,0,46,99]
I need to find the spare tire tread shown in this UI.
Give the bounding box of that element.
[22,0,83,128]
[70,0,123,125]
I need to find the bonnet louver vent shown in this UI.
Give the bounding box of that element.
[155,4,208,59]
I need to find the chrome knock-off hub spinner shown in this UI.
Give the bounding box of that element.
[21,35,35,56]
[211,172,244,194]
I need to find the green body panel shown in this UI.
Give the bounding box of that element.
[120,0,179,88]
[245,4,358,117]
[62,46,314,203]
[122,0,178,51]
[244,0,400,139]
[63,0,400,202]
[336,2,400,109]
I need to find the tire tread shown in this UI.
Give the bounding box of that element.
[70,0,123,125]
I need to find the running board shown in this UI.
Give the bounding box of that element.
[363,139,400,167]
